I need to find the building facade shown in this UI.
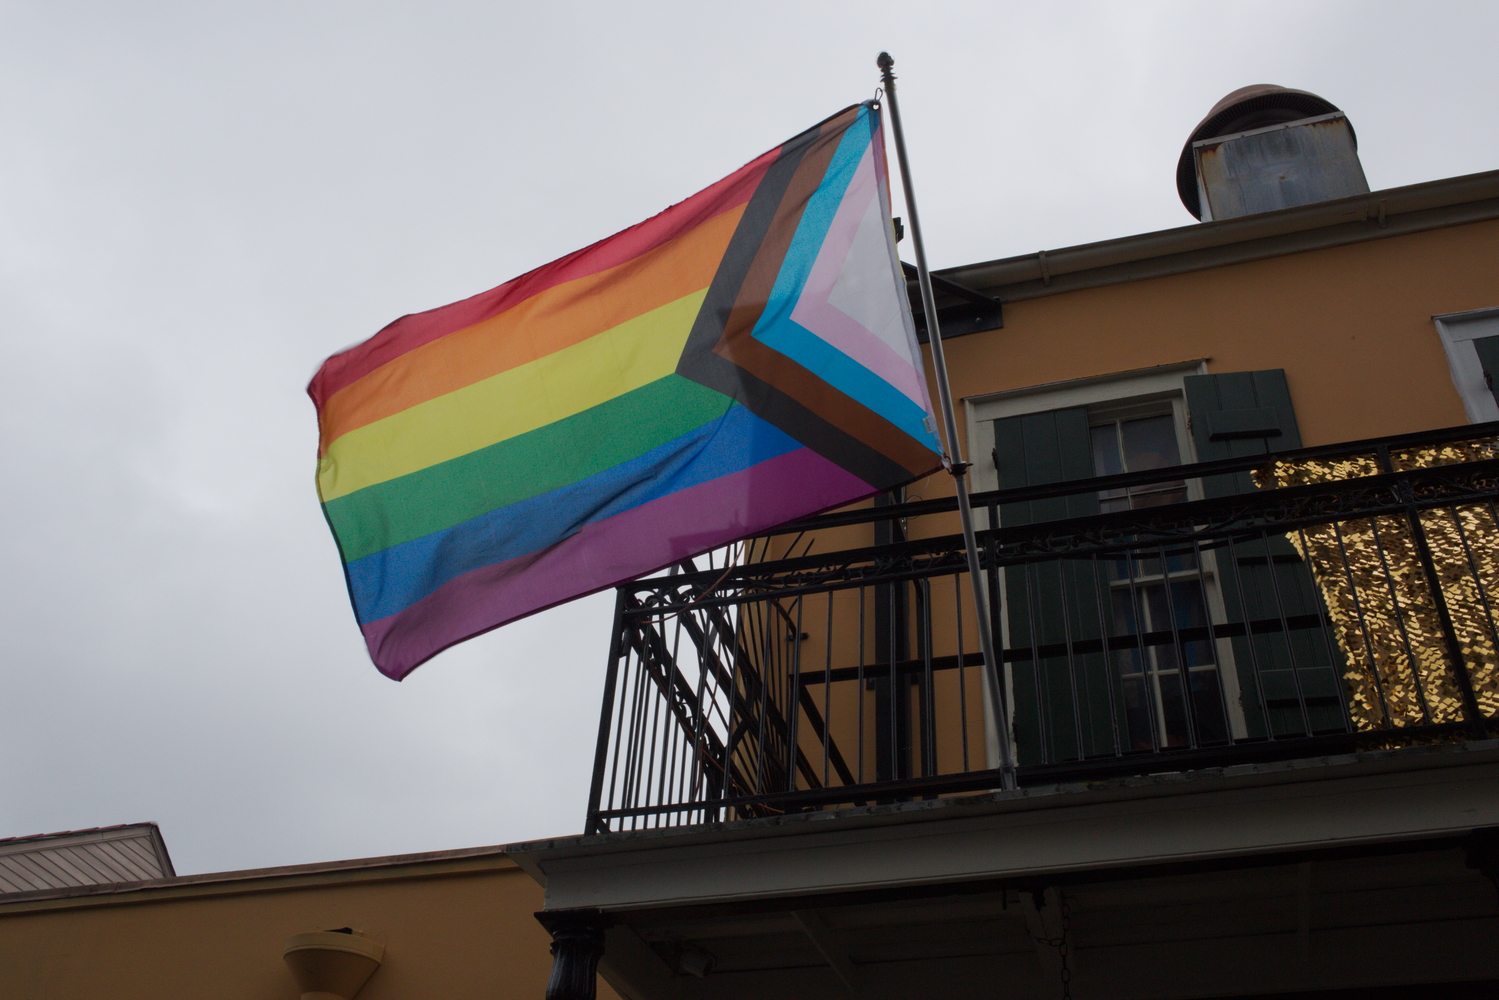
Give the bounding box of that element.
[519,86,1499,1000]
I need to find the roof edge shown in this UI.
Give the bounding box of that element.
[0,821,163,848]
[508,739,1499,877]
[0,842,525,912]
[933,169,1499,305]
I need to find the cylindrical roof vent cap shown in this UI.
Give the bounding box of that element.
[1176,85,1353,219]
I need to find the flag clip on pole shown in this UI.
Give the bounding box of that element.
[877,52,1016,788]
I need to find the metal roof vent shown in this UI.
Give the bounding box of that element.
[1176,84,1369,221]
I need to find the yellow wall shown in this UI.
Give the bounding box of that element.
[0,855,620,1000]
[945,218,1499,457]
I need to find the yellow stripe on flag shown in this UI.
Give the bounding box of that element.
[317,289,709,501]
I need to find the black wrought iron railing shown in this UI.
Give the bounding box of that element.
[585,424,1499,834]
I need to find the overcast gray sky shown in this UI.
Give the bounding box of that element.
[4,1,1497,876]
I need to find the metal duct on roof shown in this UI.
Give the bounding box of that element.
[1177,85,1363,220]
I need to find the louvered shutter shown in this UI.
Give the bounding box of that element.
[991,407,1111,764]
[1182,370,1343,736]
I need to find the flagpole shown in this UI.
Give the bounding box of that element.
[877,52,1016,787]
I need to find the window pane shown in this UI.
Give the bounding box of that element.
[1110,589,1144,679]
[1157,672,1189,747]
[1120,414,1181,471]
[1167,579,1209,630]
[1143,585,1183,674]
[1091,424,1124,477]
[1121,676,1156,750]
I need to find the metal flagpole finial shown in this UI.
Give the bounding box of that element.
[877,52,895,80]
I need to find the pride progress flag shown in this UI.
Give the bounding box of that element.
[310,103,943,680]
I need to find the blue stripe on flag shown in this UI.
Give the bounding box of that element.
[759,323,937,443]
[345,406,802,623]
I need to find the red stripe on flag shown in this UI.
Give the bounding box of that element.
[308,149,778,409]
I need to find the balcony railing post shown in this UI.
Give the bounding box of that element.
[787,597,803,793]
[585,589,631,835]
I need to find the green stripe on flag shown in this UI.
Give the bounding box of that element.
[324,374,735,562]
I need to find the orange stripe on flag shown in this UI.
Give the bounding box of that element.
[319,204,746,453]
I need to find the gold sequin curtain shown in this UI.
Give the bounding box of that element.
[1255,440,1499,731]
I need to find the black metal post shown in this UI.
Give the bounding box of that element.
[585,591,630,834]
[878,51,1015,786]
[539,910,608,1000]
[873,489,911,781]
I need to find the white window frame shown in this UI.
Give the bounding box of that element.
[1433,307,1499,424]
[960,360,1253,763]
[964,361,1208,499]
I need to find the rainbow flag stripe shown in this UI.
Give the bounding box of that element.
[310,103,942,679]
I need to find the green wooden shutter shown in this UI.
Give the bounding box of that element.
[1183,369,1302,497]
[991,408,1111,765]
[1182,370,1342,737]
[1471,335,1499,411]
[992,407,1098,522]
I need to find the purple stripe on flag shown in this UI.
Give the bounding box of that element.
[361,448,874,680]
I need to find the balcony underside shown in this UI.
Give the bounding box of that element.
[594,842,1498,1000]
[516,741,1499,1000]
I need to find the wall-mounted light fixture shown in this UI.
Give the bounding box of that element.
[283,929,384,1000]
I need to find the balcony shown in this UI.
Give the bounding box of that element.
[585,424,1499,835]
